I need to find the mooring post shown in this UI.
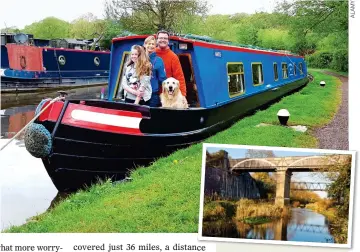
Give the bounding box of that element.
[275,167,292,206]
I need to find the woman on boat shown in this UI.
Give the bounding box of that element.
[122,45,152,105]
[143,36,167,107]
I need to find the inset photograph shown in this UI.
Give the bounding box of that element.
[199,144,355,248]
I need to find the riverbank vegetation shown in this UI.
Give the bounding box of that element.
[203,198,289,227]
[250,152,352,244]
[6,71,342,232]
[236,199,289,224]
[1,0,348,72]
[306,157,352,244]
[203,200,236,221]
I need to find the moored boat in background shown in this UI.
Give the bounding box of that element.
[1,33,110,92]
[23,34,309,192]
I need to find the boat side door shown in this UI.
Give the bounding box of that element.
[178,53,200,107]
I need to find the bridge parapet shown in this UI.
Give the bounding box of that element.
[230,154,351,172]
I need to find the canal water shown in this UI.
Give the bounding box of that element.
[0,85,107,231]
[202,208,334,243]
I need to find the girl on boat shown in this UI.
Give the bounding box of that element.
[122,45,152,105]
[143,36,167,107]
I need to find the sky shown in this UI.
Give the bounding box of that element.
[0,0,278,29]
[207,147,324,159]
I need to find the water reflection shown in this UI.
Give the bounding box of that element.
[0,85,107,231]
[202,208,334,243]
[1,85,108,139]
[1,105,36,139]
[1,85,107,109]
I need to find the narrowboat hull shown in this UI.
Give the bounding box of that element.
[38,77,308,192]
[1,44,110,92]
[1,74,109,92]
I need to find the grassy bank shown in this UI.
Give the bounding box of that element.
[6,71,342,232]
[309,68,348,77]
[235,199,289,224]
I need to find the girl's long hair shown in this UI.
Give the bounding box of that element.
[127,45,152,78]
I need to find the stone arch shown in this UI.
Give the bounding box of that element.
[231,158,276,171]
[288,155,341,168]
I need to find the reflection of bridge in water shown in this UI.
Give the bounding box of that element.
[207,153,351,206]
[262,217,330,241]
[287,223,330,234]
[240,218,331,241]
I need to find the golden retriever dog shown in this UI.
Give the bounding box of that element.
[160,77,188,109]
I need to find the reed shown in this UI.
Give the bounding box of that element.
[235,199,289,223]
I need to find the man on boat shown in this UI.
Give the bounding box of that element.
[155,30,186,97]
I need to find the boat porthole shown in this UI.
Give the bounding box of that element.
[94,57,100,66]
[20,56,27,69]
[58,55,66,65]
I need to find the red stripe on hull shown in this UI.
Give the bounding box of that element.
[61,119,142,135]
[60,103,143,135]
[38,101,64,122]
[63,103,143,118]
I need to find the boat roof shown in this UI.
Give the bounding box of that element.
[112,34,302,58]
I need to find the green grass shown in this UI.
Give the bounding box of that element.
[6,71,342,233]
[309,68,348,77]
[242,217,273,225]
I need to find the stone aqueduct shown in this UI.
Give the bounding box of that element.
[211,153,351,206]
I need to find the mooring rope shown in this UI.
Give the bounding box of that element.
[0,96,64,151]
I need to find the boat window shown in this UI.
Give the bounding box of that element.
[227,63,245,97]
[294,63,297,76]
[114,52,130,99]
[282,63,288,79]
[299,63,304,75]
[273,63,279,81]
[252,63,264,85]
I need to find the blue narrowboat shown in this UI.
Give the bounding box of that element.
[1,33,110,91]
[24,34,309,191]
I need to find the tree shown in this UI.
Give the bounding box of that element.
[245,149,276,158]
[22,17,71,39]
[275,0,348,36]
[70,13,106,39]
[100,20,124,49]
[104,0,210,33]
[1,26,21,33]
[326,156,352,217]
[274,0,348,55]
[246,149,276,199]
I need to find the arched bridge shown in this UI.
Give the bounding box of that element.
[228,154,351,206]
[229,155,349,172]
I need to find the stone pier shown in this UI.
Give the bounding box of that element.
[275,168,292,206]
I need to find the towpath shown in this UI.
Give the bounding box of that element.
[314,72,348,150]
